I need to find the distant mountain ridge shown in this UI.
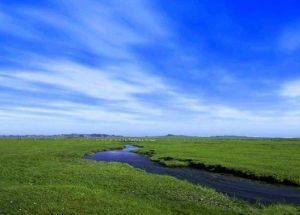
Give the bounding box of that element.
[0,134,123,138]
[210,135,253,138]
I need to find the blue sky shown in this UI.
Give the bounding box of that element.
[1,0,300,136]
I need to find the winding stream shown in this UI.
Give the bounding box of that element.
[84,145,300,205]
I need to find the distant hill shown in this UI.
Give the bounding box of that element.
[155,134,258,139]
[0,134,123,138]
[209,135,258,139]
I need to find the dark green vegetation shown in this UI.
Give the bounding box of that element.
[0,138,299,214]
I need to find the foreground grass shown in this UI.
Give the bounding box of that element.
[136,138,300,185]
[0,138,299,215]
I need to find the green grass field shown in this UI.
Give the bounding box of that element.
[0,138,299,214]
[136,138,300,185]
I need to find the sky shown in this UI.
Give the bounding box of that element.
[1,0,300,137]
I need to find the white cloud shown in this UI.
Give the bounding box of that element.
[11,63,153,100]
[280,80,300,98]
[2,0,300,136]
[0,61,165,117]
[2,0,168,59]
[2,58,300,136]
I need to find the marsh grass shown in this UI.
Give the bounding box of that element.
[136,138,300,185]
[0,138,299,214]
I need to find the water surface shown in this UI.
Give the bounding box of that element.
[84,145,300,205]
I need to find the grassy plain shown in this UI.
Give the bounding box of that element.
[0,138,299,215]
[136,138,300,185]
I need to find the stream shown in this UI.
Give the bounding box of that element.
[84,145,300,205]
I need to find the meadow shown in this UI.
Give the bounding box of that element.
[0,138,299,214]
[135,138,300,185]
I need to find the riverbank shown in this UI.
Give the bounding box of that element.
[135,138,300,186]
[0,138,299,214]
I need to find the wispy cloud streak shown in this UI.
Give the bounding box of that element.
[1,0,300,136]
